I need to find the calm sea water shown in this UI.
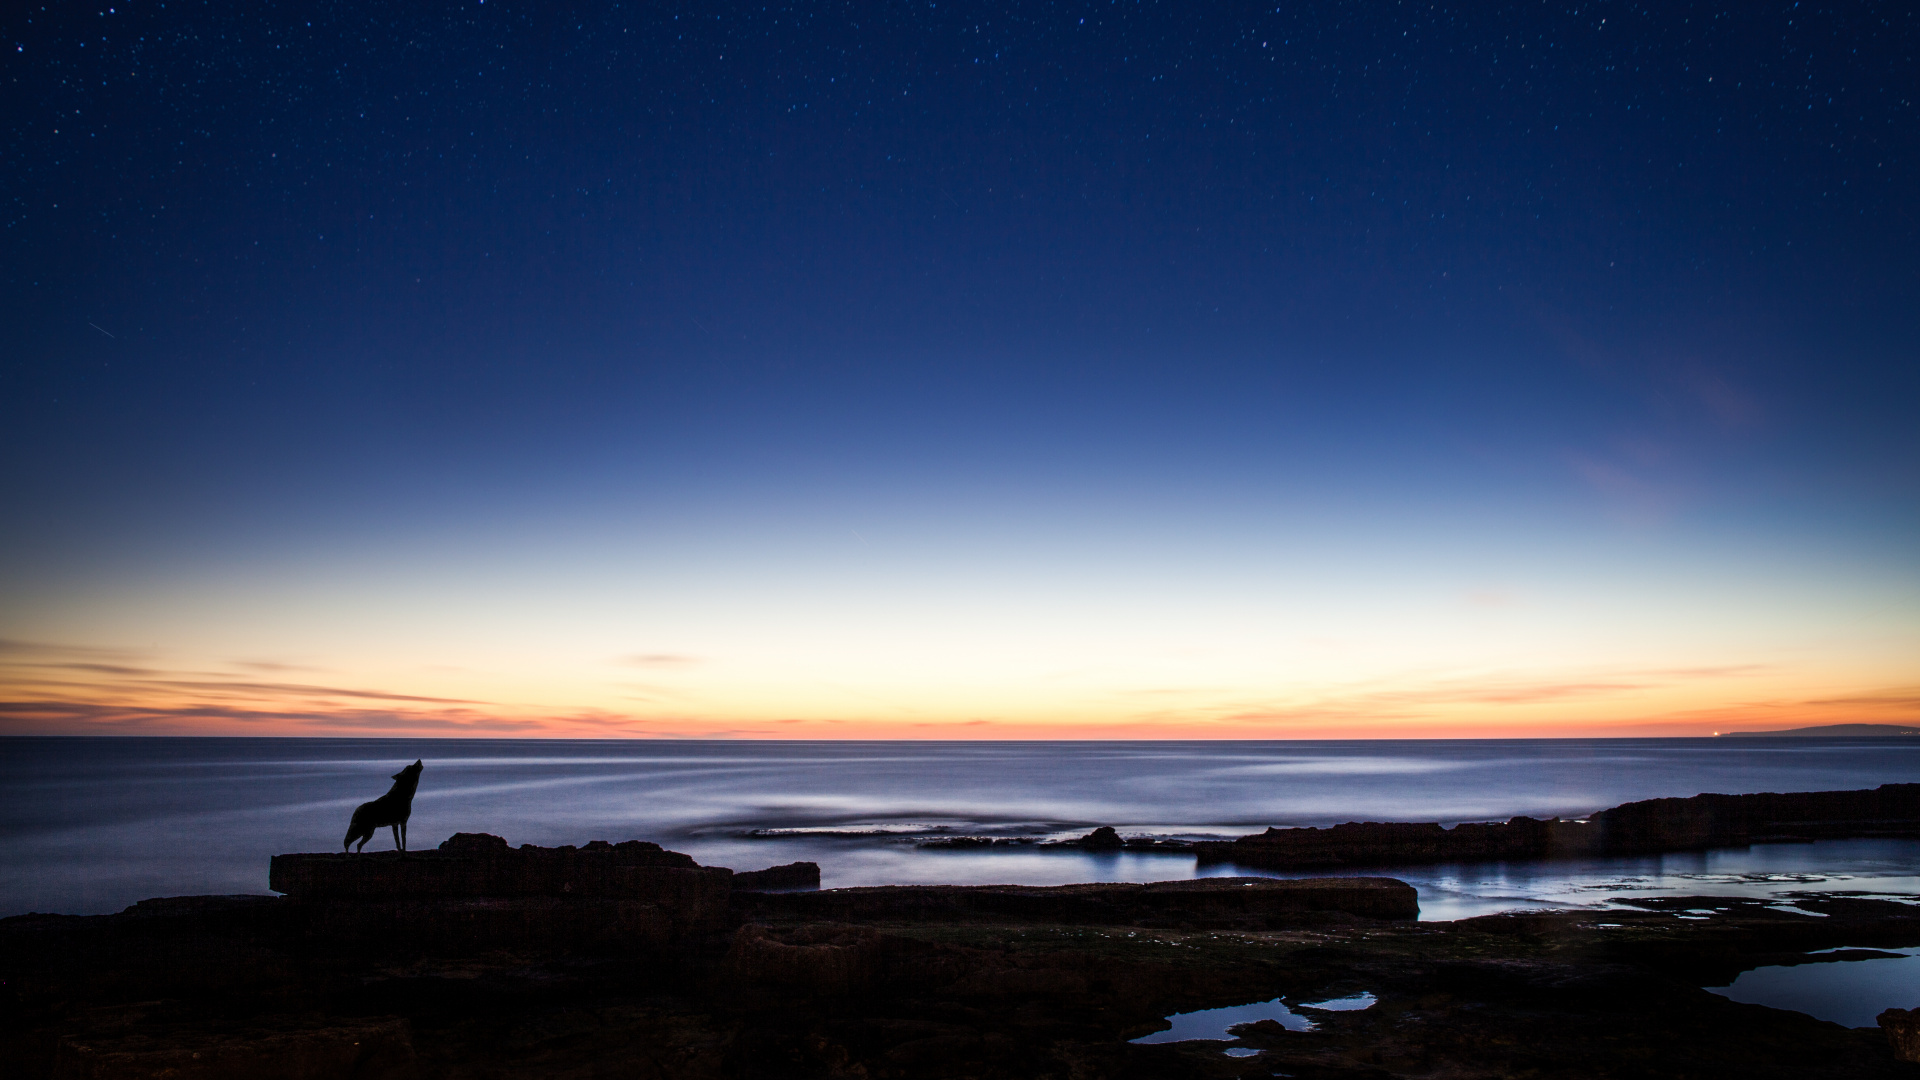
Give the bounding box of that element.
[3,737,1918,922]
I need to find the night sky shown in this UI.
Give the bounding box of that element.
[4,2,1916,737]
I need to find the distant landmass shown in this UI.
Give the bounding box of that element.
[1719,723,1920,737]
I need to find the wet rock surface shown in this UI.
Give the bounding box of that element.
[5,841,1919,1078]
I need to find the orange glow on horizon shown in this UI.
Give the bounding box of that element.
[3,638,1912,740]
[5,518,1913,742]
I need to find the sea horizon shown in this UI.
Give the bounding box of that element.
[11,730,1910,742]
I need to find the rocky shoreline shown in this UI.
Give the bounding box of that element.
[1192,782,1920,871]
[6,823,1920,1078]
[902,784,1920,868]
[8,786,1920,1078]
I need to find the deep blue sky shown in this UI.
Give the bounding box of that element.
[3,3,1916,737]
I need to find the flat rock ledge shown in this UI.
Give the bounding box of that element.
[265,835,824,952]
[271,833,823,899]
[263,835,1412,955]
[739,875,1419,925]
[271,833,713,900]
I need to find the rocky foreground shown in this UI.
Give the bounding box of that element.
[4,831,1920,1079]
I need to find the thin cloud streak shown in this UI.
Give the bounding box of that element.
[615,654,704,669]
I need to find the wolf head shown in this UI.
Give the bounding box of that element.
[392,759,423,781]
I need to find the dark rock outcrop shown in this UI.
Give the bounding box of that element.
[268,835,733,954]
[730,861,821,891]
[1588,783,1920,853]
[270,834,709,900]
[1880,1007,1920,1063]
[1196,784,1920,871]
[1078,826,1125,850]
[1195,816,1593,870]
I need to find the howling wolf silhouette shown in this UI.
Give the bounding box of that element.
[343,760,424,852]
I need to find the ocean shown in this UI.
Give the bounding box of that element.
[4,736,1918,920]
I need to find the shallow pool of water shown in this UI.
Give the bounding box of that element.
[1708,948,1920,1028]
[1129,991,1378,1044]
[1130,999,1317,1043]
